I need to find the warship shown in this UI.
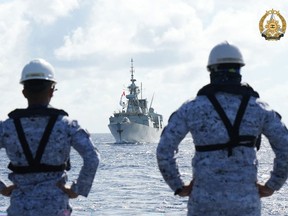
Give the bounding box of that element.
[108,59,163,143]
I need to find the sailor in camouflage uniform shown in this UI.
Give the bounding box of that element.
[157,42,288,216]
[0,59,100,216]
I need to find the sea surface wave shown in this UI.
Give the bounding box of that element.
[0,134,287,215]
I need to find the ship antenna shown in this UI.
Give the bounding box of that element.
[130,58,136,83]
[149,93,155,109]
[141,82,142,99]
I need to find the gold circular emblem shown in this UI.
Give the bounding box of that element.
[259,9,286,40]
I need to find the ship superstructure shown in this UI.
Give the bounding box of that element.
[108,59,163,143]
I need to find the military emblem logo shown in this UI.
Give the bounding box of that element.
[259,9,286,40]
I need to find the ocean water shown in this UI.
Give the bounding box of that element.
[0,133,287,215]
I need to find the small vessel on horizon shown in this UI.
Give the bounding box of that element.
[108,59,163,143]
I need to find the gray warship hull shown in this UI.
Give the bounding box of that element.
[108,121,162,143]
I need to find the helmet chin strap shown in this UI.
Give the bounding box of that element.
[210,71,242,85]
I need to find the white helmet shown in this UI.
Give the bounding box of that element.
[207,41,245,69]
[20,58,56,84]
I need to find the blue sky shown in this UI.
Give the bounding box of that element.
[0,0,288,133]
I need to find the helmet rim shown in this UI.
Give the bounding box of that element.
[207,41,245,69]
[20,59,56,84]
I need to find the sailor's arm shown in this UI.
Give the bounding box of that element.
[0,122,15,196]
[262,110,288,191]
[69,121,100,197]
[0,122,4,193]
[156,109,189,194]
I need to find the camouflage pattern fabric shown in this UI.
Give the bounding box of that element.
[157,92,288,216]
[0,113,100,216]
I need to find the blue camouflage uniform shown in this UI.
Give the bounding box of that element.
[157,88,288,216]
[0,107,100,216]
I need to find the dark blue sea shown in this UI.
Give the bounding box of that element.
[0,134,287,215]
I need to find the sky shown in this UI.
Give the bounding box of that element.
[0,0,288,133]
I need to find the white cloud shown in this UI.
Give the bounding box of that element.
[54,0,202,61]
[24,0,80,24]
[0,0,288,133]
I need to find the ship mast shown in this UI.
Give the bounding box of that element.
[130,58,136,84]
[126,59,142,113]
[128,58,139,97]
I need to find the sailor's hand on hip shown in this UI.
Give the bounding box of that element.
[177,179,194,197]
[57,182,79,199]
[1,184,16,197]
[257,183,274,198]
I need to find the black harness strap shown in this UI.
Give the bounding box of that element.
[196,135,256,152]
[34,115,58,164]
[13,118,34,165]
[8,108,70,174]
[234,95,250,133]
[195,83,261,154]
[13,115,58,166]
[8,163,67,174]
[9,108,68,119]
[8,114,68,174]
[205,94,251,156]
